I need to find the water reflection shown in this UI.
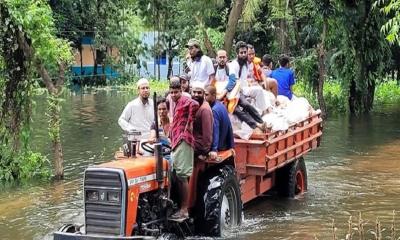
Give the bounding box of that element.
[0,91,399,240]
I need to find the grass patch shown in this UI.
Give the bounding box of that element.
[293,79,348,113]
[374,80,400,106]
[316,211,399,240]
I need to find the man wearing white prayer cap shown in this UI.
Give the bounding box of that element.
[191,80,213,159]
[118,78,154,152]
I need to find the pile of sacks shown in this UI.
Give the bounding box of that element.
[232,93,317,140]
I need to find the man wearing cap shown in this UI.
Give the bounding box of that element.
[186,38,215,85]
[191,81,213,159]
[118,78,154,141]
[179,73,190,94]
[166,76,191,122]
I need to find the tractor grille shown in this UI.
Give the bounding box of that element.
[84,169,126,236]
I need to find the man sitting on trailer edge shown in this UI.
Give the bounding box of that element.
[191,81,213,160]
[205,85,234,160]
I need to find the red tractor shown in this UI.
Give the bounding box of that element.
[54,94,323,240]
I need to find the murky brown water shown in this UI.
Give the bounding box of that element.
[0,90,399,240]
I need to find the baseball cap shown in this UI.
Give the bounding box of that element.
[178,73,190,82]
[185,38,200,48]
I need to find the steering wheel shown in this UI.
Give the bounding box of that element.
[141,141,172,156]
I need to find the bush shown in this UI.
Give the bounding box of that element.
[293,79,347,113]
[116,78,169,93]
[374,80,400,106]
[0,145,50,181]
[323,79,347,113]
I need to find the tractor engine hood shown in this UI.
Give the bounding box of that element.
[97,157,169,190]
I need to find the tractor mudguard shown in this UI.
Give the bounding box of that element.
[53,231,155,240]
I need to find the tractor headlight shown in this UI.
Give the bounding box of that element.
[86,190,99,201]
[107,191,120,203]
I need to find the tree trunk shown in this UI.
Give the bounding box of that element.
[348,0,376,114]
[167,39,174,78]
[50,92,64,180]
[194,16,216,58]
[223,0,246,55]
[92,46,97,86]
[316,19,328,119]
[278,19,289,54]
[203,28,216,58]
[290,0,301,52]
[397,67,400,85]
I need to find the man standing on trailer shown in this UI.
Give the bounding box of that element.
[186,38,215,85]
[169,80,199,220]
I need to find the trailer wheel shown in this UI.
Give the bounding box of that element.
[277,157,308,198]
[202,165,242,237]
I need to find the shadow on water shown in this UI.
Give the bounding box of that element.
[0,90,399,240]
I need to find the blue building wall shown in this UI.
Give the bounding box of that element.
[72,33,182,80]
[138,32,181,79]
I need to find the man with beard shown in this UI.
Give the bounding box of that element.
[191,81,213,159]
[228,41,266,130]
[213,49,239,113]
[204,85,234,161]
[247,45,278,97]
[169,80,199,220]
[118,78,154,141]
[118,78,154,156]
[186,38,215,85]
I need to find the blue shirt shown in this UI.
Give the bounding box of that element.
[270,67,295,99]
[210,101,234,152]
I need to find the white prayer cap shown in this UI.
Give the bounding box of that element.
[137,78,149,88]
[191,81,205,90]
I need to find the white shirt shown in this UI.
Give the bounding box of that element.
[215,67,228,82]
[229,59,249,88]
[187,55,215,84]
[118,97,154,140]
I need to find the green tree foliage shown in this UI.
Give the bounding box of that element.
[50,0,145,85]
[0,0,73,181]
[375,0,400,44]
[333,0,390,113]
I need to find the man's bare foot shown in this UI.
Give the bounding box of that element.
[170,209,189,220]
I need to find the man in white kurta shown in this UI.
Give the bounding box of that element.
[118,78,154,141]
[185,38,215,85]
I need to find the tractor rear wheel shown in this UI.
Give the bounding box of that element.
[277,157,308,198]
[202,165,242,237]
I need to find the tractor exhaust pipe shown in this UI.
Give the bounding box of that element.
[153,92,164,186]
[154,143,163,185]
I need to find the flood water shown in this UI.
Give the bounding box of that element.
[0,89,399,240]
